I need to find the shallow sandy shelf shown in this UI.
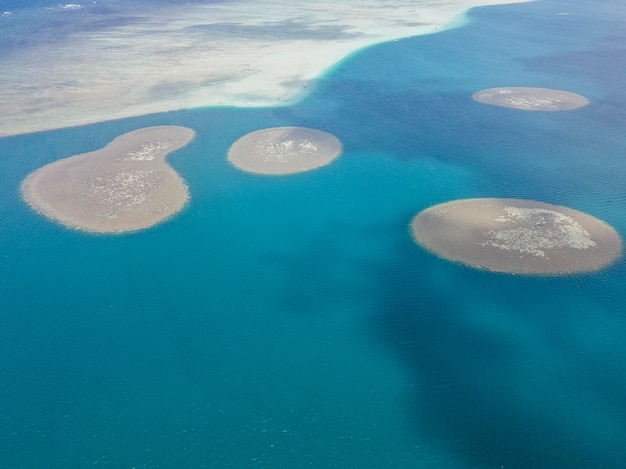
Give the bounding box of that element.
[227,126,342,175]
[21,126,195,234]
[472,87,589,111]
[0,0,531,137]
[410,198,622,274]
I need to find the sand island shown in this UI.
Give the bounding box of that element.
[410,198,622,274]
[21,126,195,234]
[227,126,342,175]
[472,87,589,111]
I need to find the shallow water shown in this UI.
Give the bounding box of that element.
[1,0,626,466]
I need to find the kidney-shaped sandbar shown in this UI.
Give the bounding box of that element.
[22,126,195,234]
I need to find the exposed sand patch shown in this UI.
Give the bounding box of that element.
[472,87,589,111]
[227,126,342,175]
[410,198,622,274]
[21,126,195,233]
[0,0,530,137]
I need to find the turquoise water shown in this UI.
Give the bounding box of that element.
[2,0,626,466]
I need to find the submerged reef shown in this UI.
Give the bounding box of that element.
[227,126,342,175]
[472,87,589,110]
[410,198,622,274]
[21,126,195,233]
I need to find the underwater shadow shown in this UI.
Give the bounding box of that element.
[367,232,626,468]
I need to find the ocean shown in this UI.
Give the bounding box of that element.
[1,0,626,466]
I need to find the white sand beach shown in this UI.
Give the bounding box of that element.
[0,0,529,137]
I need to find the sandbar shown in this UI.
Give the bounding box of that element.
[0,0,530,137]
[472,87,589,111]
[410,198,622,274]
[227,126,342,175]
[21,126,195,234]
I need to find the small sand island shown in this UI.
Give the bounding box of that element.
[21,126,195,234]
[227,126,342,175]
[410,198,622,274]
[472,87,589,111]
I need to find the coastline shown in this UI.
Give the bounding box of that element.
[0,0,530,137]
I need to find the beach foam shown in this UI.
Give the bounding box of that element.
[0,0,529,137]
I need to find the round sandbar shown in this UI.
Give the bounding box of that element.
[227,126,342,175]
[21,126,195,234]
[410,198,622,275]
[472,87,589,111]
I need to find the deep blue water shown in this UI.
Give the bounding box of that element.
[2,0,626,467]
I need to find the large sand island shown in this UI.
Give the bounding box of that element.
[21,126,195,234]
[410,198,622,274]
[472,87,589,110]
[0,0,530,137]
[228,127,342,175]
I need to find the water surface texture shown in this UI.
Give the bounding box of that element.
[1,0,626,466]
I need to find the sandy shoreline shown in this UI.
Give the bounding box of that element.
[0,0,530,137]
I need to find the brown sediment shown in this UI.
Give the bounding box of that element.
[227,126,342,175]
[472,87,589,111]
[21,126,195,234]
[410,198,622,274]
